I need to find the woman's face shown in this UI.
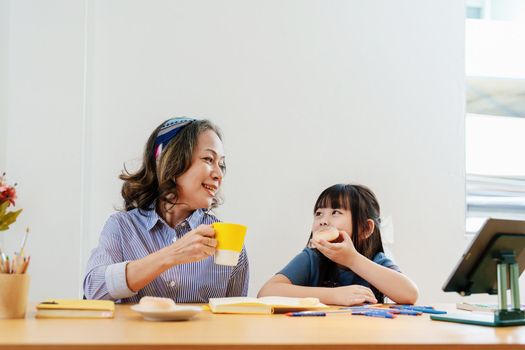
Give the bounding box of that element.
[312,207,353,236]
[176,130,225,210]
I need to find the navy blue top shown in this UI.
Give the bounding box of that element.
[279,248,400,289]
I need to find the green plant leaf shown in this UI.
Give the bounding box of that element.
[0,201,8,216]
[0,208,22,230]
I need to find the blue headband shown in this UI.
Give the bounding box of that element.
[154,117,196,160]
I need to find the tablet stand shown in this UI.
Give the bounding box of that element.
[432,250,525,326]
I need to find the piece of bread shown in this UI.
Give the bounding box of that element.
[139,296,175,311]
[313,226,340,242]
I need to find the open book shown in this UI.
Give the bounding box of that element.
[36,299,115,319]
[209,296,328,314]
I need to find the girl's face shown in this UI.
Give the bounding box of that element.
[175,130,225,210]
[312,207,353,236]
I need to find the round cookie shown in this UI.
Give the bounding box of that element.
[139,296,175,311]
[313,226,339,242]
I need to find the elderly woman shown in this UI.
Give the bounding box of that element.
[83,118,249,303]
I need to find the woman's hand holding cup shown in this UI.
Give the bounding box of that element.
[165,224,217,265]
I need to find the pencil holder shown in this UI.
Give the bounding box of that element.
[0,274,30,319]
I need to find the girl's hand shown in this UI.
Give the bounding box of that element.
[163,224,217,265]
[329,285,378,306]
[311,231,359,268]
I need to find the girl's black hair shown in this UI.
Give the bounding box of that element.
[308,184,386,302]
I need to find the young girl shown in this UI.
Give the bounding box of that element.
[258,184,418,305]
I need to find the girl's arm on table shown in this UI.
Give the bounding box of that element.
[312,234,419,304]
[348,254,419,304]
[258,274,378,306]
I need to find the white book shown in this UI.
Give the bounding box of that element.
[456,302,524,313]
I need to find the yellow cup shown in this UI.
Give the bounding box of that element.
[0,274,30,319]
[212,222,247,266]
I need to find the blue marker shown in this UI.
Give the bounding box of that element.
[391,309,422,316]
[285,311,326,317]
[364,311,396,319]
[391,305,447,314]
[351,310,396,319]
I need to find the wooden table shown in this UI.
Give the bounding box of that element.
[1,304,525,349]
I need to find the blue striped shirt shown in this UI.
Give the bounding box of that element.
[83,207,249,303]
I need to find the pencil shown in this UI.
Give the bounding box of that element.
[19,227,30,256]
[21,256,30,274]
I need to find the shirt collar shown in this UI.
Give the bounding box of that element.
[143,205,207,232]
[143,207,163,232]
[185,208,205,230]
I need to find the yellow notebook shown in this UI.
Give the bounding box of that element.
[35,299,115,319]
[208,296,328,314]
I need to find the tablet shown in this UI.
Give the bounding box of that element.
[442,218,525,296]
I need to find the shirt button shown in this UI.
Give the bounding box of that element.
[180,222,186,228]
[169,281,176,287]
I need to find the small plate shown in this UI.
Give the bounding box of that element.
[131,304,202,321]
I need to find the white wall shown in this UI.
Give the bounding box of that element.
[0,0,10,255]
[0,0,8,172]
[3,0,86,299]
[4,0,468,303]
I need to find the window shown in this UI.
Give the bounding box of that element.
[465,1,525,234]
[466,112,525,233]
